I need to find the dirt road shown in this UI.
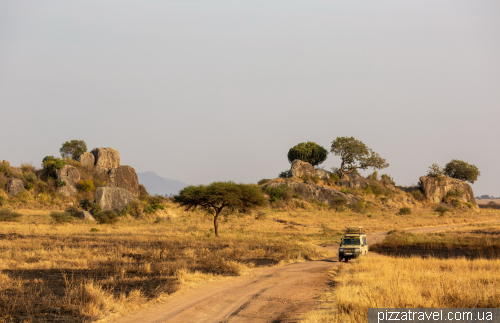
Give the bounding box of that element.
[109,221,499,323]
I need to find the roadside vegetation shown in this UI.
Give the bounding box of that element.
[301,255,500,323]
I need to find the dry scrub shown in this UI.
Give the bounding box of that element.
[301,255,500,323]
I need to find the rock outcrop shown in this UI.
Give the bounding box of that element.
[79,211,96,221]
[108,166,140,197]
[290,160,315,178]
[315,169,332,180]
[336,173,369,188]
[6,179,24,196]
[78,152,95,167]
[91,148,120,168]
[264,181,359,205]
[55,165,81,197]
[95,187,137,213]
[420,176,476,204]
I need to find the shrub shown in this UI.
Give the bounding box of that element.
[79,198,92,211]
[0,209,22,222]
[144,203,165,214]
[349,200,366,214]
[93,210,119,224]
[445,190,464,198]
[25,182,35,190]
[147,195,167,205]
[60,139,87,160]
[123,200,143,218]
[329,197,348,212]
[55,180,66,188]
[89,203,102,216]
[287,141,328,166]
[369,171,378,181]
[444,159,480,184]
[257,179,271,185]
[139,184,149,200]
[329,173,340,183]
[78,180,95,192]
[310,198,329,209]
[451,199,461,208]
[0,196,5,207]
[21,163,36,173]
[50,211,75,224]
[398,207,411,215]
[66,206,81,217]
[265,184,293,203]
[427,163,444,177]
[90,227,100,232]
[23,173,37,183]
[365,182,383,196]
[380,174,395,186]
[435,205,451,216]
[42,156,66,177]
[278,170,291,179]
[411,190,425,201]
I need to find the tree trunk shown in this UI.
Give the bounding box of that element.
[213,212,220,237]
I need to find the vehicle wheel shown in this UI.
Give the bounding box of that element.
[338,255,342,262]
[344,258,349,262]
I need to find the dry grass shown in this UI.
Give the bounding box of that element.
[371,223,500,259]
[1,202,498,322]
[301,255,500,323]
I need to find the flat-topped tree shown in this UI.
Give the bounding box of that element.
[287,141,328,167]
[174,182,267,237]
[330,137,388,178]
[444,160,480,184]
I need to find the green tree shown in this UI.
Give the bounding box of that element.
[287,141,328,166]
[60,140,87,160]
[427,163,444,177]
[444,159,480,184]
[42,156,66,178]
[174,182,267,237]
[330,137,389,178]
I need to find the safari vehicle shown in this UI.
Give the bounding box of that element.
[338,226,368,262]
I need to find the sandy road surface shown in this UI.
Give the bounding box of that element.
[109,220,500,323]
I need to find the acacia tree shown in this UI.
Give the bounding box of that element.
[60,140,87,160]
[287,141,328,166]
[174,182,267,237]
[444,160,480,184]
[330,137,389,178]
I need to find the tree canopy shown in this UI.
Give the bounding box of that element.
[174,182,267,237]
[287,141,328,166]
[444,159,480,184]
[330,137,388,177]
[60,140,87,160]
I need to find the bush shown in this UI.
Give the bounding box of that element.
[144,203,165,214]
[26,182,35,190]
[79,198,92,211]
[123,200,143,218]
[435,205,451,216]
[451,199,461,208]
[23,173,37,184]
[42,156,66,177]
[139,184,149,201]
[50,211,75,224]
[93,210,119,224]
[257,179,271,185]
[287,141,328,166]
[349,200,366,214]
[147,195,167,205]
[265,184,293,203]
[278,170,291,179]
[329,173,340,183]
[329,197,348,212]
[411,190,425,201]
[89,203,102,216]
[309,198,329,209]
[380,174,395,186]
[445,190,464,198]
[78,180,95,192]
[0,209,22,222]
[427,163,444,177]
[0,196,5,207]
[55,180,66,188]
[398,207,411,215]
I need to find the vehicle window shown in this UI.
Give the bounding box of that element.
[342,238,361,245]
[363,237,367,245]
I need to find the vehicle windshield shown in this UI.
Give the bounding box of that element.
[342,238,361,246]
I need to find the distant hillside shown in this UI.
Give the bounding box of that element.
[137,171,188,196]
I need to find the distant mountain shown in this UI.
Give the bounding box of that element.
[137,171,188,196]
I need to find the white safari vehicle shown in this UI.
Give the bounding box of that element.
[338,226,368,262]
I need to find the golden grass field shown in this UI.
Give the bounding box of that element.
[301,222,500,323]
[1,199,499,322]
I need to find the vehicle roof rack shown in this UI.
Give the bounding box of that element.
[345,226,364,234]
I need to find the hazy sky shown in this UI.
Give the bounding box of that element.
[1,1,499,196]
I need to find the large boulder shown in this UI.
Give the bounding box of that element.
[95,187,137,213]
[91,148,120,169]
[336,173,370,188]
[315,169,332,181]
[79,211,96,221]
[107,166,140,197]
[55,165,80,196]
[420,176,476,204]
[290,159,315,178]
[6,179,24,196]
[78,152,95,167]
[264,181,359,205]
